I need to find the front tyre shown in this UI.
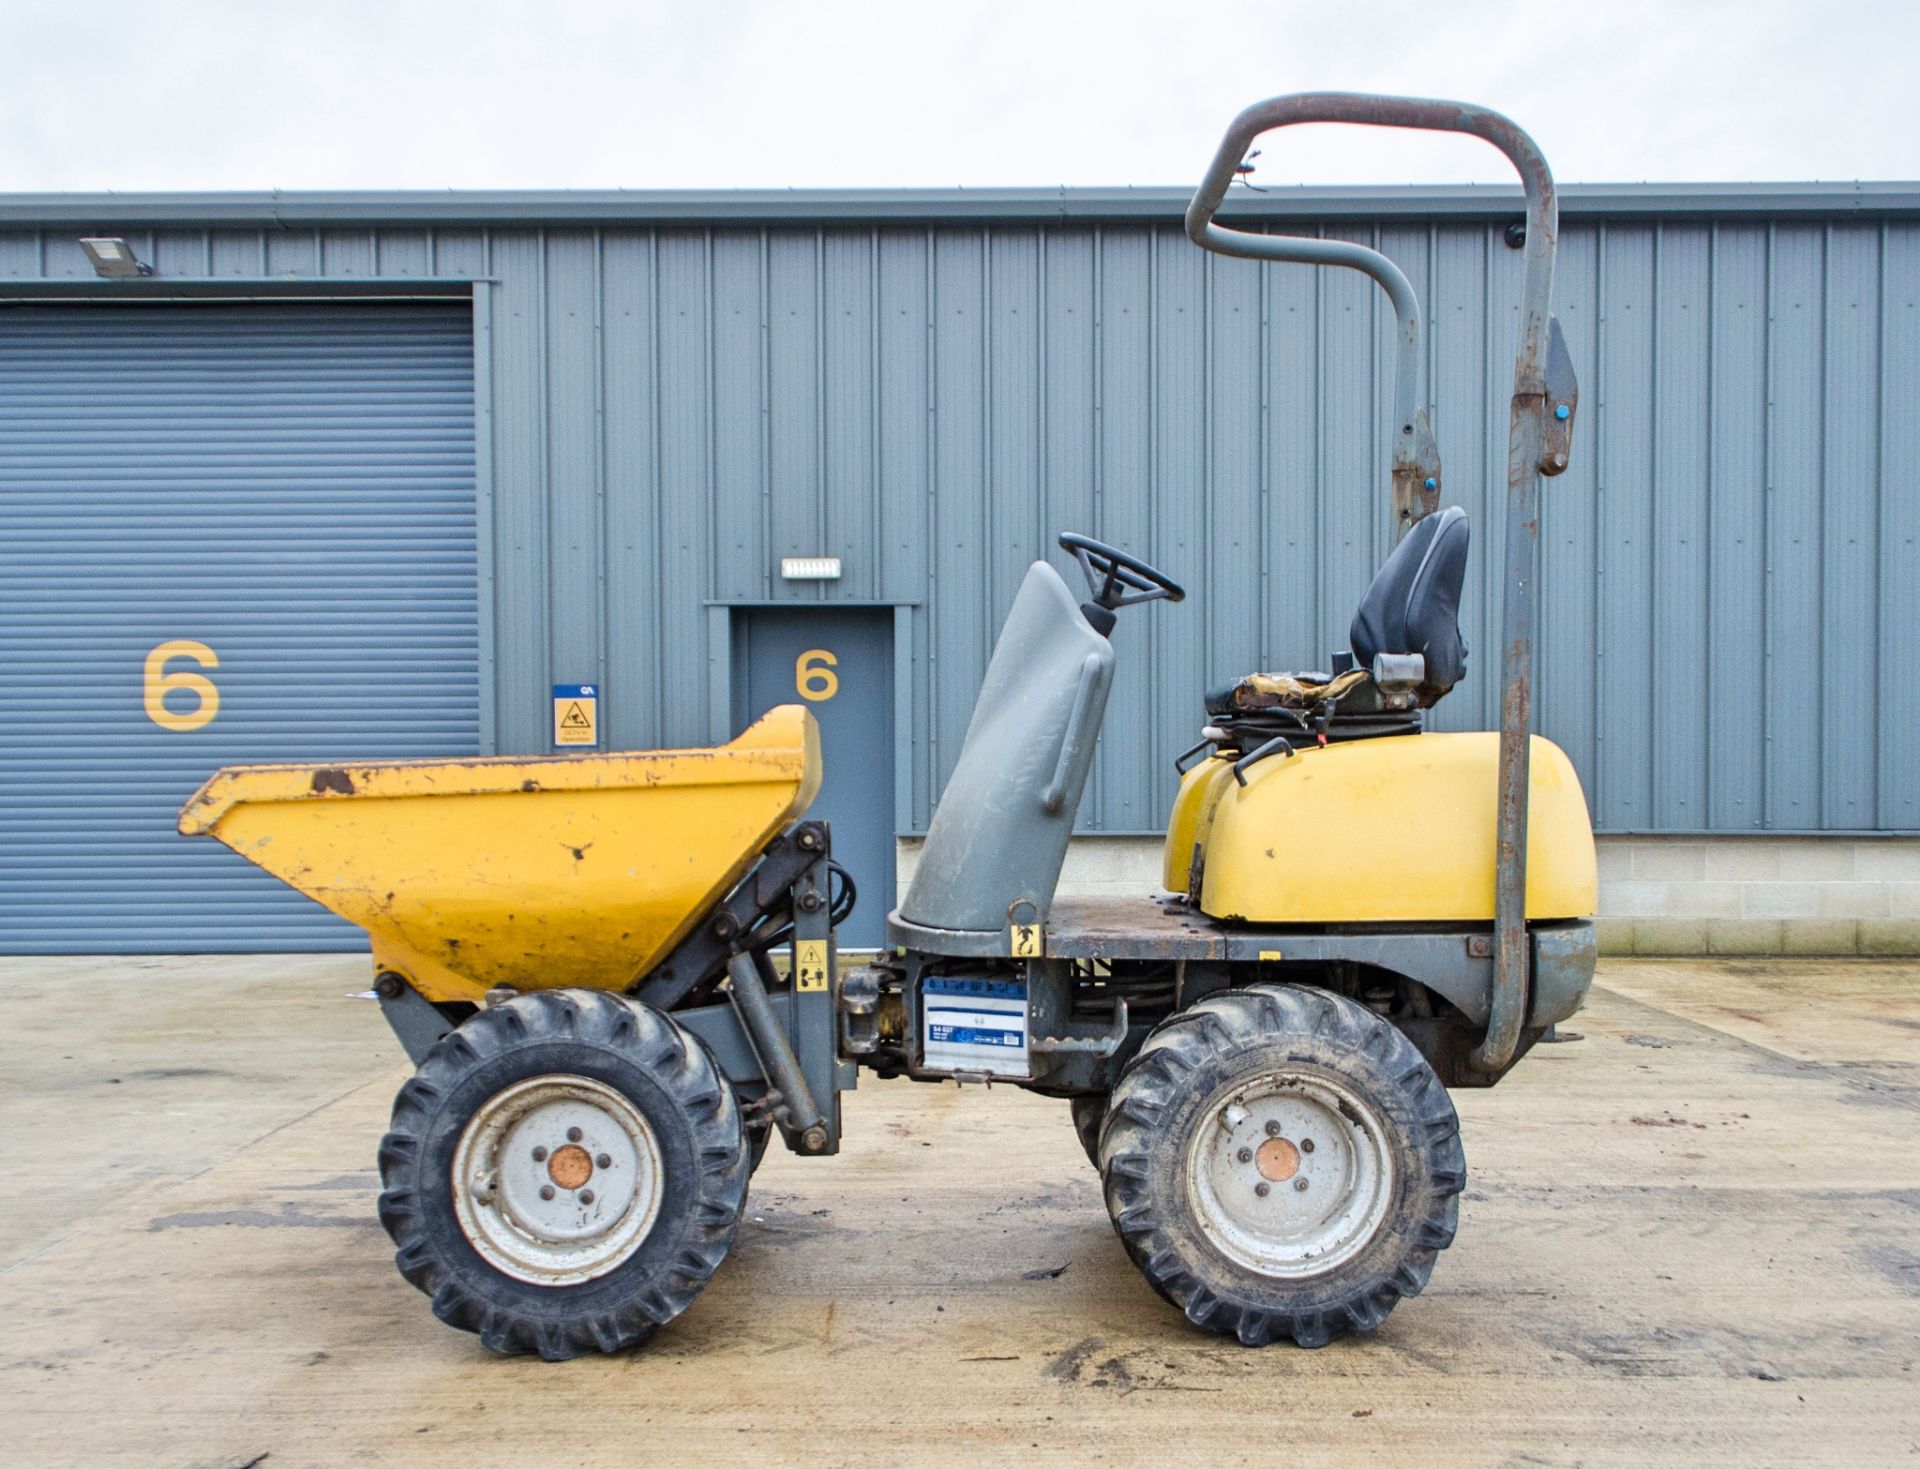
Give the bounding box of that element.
[1101,983,1464,1347]
[376,989,750,1360]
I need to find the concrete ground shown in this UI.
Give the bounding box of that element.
[1,957,1916,1468]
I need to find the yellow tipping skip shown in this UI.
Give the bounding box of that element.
[1165,732,1597,923]
[179,706,822,1003]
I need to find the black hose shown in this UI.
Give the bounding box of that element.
[734,859,859,960]
[826,860,858,927]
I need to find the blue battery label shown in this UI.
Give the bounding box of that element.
[928,1020,1023,1049]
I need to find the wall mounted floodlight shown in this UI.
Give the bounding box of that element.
[780,556,842,581]
[79,237,152,278]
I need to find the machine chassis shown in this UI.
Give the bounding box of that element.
[883,893,1594,1093]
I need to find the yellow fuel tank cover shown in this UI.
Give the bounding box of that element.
[1164,755,1236,894]
[1195,732,1596,923]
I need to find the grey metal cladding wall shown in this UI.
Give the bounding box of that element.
[0,301,478,951]
[1,206,1913,836]
[503,216,1915,836]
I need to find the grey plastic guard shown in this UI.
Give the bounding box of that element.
[900,561,1115,935]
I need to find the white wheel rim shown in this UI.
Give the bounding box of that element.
[451,1075,664,1286]
[1185,1071,1395,1279]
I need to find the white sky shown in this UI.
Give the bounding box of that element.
[1,0,1913,194]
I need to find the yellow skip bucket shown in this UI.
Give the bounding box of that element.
[179,706,821,1002]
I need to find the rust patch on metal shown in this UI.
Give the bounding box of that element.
[309,769,355,796]
[548,1144,593,1190]
[1255,1136,1300,1182]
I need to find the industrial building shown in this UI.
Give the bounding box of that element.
[2,182,1915,955]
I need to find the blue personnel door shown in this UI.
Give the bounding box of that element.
[735,609,894,950]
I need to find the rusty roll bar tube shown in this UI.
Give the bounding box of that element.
[1184,92,1569,1073]
[1190,220,1434,530]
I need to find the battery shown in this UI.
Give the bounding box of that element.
[921,977,1030,1078]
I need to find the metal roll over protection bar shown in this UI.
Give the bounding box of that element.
[1186,93,1579,1073]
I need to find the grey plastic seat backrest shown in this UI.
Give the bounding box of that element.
[899,560,1115,936]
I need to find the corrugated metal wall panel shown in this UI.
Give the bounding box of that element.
[0,301,478,951]
[600,228,664,751]
[1765,224,1827,831]
[543,229,603,692]
[1704,225,1770,829]
[3,203,1914,839]
[1534,225,1599,792]
[1883,225,1920,830]
[1650,225,1712,829]
[1821,225,1882,829]
[1594,223,1657,831]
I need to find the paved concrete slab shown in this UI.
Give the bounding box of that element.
[1,956,1915,1467]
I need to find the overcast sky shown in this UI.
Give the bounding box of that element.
[1,0,1912,195]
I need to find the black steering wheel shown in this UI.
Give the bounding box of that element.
[1058,532,1186,610]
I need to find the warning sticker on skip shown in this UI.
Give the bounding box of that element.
[552,684,599,747]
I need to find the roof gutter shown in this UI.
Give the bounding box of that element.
[1,181,1916,230]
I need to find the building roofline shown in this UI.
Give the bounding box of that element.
[0,180,1917,230]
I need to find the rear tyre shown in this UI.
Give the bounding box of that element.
[1070,1094,1107,1169]
[377,989,750,1360]
[1101,983,1464,1347]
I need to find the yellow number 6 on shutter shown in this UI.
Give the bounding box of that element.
[144,640,221,732]
[795,648,839,702]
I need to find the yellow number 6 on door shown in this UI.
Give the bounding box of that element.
[144,640,221,731]
[795,648,839,702]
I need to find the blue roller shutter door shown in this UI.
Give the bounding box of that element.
[0,301,480,952]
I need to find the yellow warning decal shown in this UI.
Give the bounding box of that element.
[795,939,830,992]
[552,684,599,747]
[1258,949,1283,962]
[1009,923,1042,959]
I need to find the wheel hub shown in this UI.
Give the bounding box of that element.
[452,1075,664,1286]
[547,1143,594,1191]
[1255,1136,1300,1182]
[1187,1072,1394,1279]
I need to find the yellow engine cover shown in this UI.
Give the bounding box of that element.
[1168,732,1597,923]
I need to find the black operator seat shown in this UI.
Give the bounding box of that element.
[1204,507,1471,742]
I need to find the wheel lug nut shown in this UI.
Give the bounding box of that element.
[1254,1182,1270,1198]
[596,1153,612,1168]
[1294,1177,1309,1192]
[539,1185,555,1201]
[1264,1121,1281,1137]
[531,1145,548,1161]
[1301,1138,1315,1153]
[567,1127,583,1143]
[1237,1147,1253,1164]
[579,1189,595,1205]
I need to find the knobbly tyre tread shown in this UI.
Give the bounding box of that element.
[1099,982,1465,1348]
[1070,1094,1107,1169]
[376,989,750,1361]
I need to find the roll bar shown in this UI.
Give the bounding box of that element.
[1185,93,1580,1073]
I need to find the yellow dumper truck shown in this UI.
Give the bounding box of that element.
[182,93,1595,1359]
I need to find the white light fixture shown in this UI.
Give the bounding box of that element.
[780,556,842,581]
[79,237,152,279]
